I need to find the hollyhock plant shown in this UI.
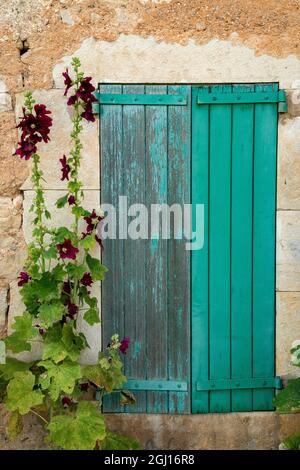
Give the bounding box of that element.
[1,57,137,451]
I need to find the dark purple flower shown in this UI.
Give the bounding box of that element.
[80,382,90,392]
[95,234,104,250]
[18,271,31,287]
[67,94,77,106]
[62,69,72,96]
[56,238,79,260]
[84,209,103,233]
[15,138,37,160]
[60,155,71,181]
[81,101,95,123]
[81,272,93,287]
[67,301,78,318]
[62,396,73,407]
[39,328,45,336]
[68,195,76,205]
[119,336,130,355]
[76,77,96,103]
[62,281,71,296]
[17,104,52,144]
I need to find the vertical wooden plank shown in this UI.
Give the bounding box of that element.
[191,86,209,413]
[253,84,278,411]
[122,85,147,412]
[100,84,124,412]
[231,85,254,411]
[145,85,169,413]
[209,85,232,413]
[168,85,191,413]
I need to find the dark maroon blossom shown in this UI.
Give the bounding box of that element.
[62,281,71,296]
[60,155,71,181]
[95,234,104,250]
[76,77,96,102]
[15,138,37,160]
[81,101,95,123]
[67,94,77,106]
[84,209,103,233]
[67,301,78,318]
[119,336,130,355]
[56,238,79,260]
[62,396,73,407]
[17,104,52,144]
[81,272,93,287]
[18,271,31,287]
[68,195,76,205]
[80,382,90,392]
[62,69,72,96]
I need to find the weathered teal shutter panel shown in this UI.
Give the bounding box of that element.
[100,85,191,413]
[99,83,282,414]
[192,84,279,413]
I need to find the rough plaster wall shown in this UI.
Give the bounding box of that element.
[0,0,299,447]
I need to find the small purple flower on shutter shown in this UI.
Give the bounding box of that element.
[60,155,71,181]
[56,238,79,260]
[17,271,31,287]
[62,69,72,96]
[119,336,130,355]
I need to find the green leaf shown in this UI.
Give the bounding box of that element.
[27,263,42,280]
[281,433,300,450]
[6,411,23,441]
[43,245,57,260]
[86,254,108,281]
[47,401,106,450]
[0,358,32,380]
[82,354,126,393]
[79,234,96,250]
[5,371,44,415]
[38,360,82,402]
[43,323,87,364]
[44,210,51,220]
[52,264,66,281]
[71,206,85,218]
[120,390,136,407]
[101,431,140,450]
[274,378,300,413]
[21,273,61,309]
[55,227,75,243]
[5,312,38,353]
[56,194,68,209]
[83,307,100,326]
[39,301,65,328]
[66,263,86,280]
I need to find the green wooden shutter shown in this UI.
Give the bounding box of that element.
[99,84,191,413]
[192,84,280,413]
[98,83,283,414]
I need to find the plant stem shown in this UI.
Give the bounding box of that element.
[30,408,49,425]
[32,153,46,272]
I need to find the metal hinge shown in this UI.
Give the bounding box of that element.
[196,377,282,391]
[92,92,187,113]
[95,380,188,399]
[197,88,287,113]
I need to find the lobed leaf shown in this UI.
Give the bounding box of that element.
[5,371,44,415]
[47,401,106,450]
[86,254,108,281]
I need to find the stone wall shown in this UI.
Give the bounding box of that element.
[0,0,300,449]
